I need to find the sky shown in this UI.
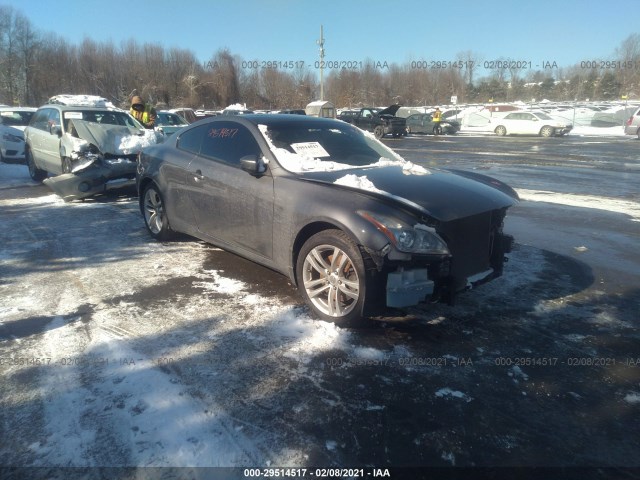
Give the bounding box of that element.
[2,0,638,78]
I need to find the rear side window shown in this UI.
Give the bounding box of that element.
[176,124,209,154]
[199,122,261,166]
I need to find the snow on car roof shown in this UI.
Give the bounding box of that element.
[47,95,115,108]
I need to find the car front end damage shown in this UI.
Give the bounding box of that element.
[360,206,515,311]
[44,120,161,201]
[43,154,139,202]
[317,165,520,313]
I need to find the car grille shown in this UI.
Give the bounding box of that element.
[438,210,502,290]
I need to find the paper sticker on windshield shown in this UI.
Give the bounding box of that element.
[64,112,83,119]
[291,142,330,158]
[1,111,14,116]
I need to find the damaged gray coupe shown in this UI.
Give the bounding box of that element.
[25,96,162,201]
[137,115,518,324]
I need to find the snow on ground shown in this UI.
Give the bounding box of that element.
[516,189,640,222]
[0,161,31,188]
[2,148,637,468]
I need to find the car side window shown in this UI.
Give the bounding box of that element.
[30,109,53,131]
[47,109,61,131]
[199,122,261,167]
[177,124,209,154]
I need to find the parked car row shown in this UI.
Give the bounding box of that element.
[12,92,521,324]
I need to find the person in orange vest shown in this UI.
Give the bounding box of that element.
[130,95,157,129]
[432,107,442,135]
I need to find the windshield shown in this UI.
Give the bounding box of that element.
[260,122,404,172]
[62,110,144,129]
[0,110,34,126]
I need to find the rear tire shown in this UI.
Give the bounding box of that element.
[26,147,47,182]
[373,126,384,139]
[495,125,507,136]
[141,183,174,241]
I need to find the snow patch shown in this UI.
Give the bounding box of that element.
[624,392,640,404]
[516,189,640,222]
[334,174,385,193]
[435,388,473,402]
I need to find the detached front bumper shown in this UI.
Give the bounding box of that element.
[43,160,137,201]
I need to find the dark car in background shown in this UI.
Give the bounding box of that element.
[137,115,518,324]
[405,113,461,135]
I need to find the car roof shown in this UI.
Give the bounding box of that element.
[195,113,344,129]
[37,104,125,112]
[0,106,37,111]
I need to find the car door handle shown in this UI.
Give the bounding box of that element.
[193,169,204,181]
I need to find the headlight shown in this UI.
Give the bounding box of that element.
[2,133,23,143]
[358,211,449,255]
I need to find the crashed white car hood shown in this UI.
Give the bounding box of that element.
[68,120,159,155]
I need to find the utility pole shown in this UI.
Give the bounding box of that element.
[317,25,325,101]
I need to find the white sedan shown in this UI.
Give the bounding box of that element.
[0,107,37,162]
[492,110,572,137]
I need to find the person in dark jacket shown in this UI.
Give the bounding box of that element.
[130,95,157,129]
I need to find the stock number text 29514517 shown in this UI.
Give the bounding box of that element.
[241,60,306,70]
[411,60,475,70]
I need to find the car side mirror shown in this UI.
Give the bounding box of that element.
[240,155,267,176]
[50,125,62,137]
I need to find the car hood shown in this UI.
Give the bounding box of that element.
[377,104,401,117]
[70,120,159,155]
[298,165,519,222]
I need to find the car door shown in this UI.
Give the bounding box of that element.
[519,113,539,134]
[26,108,52,168]
[359,109,377,131]
[39,108,63,173]
[502,112,524,134]
[185,121,275,261]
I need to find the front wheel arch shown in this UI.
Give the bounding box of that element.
[295,228,380,324]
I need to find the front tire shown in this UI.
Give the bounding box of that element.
[540,126,554,137]
[141,183,174,241]
[495,125,507,136]
[26,147,47,182]
[296,230,369,324]
[62,156,73,174]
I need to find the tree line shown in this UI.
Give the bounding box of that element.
[2,5,640,110]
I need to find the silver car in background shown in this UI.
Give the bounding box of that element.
[0,107,37,163]
[624,107,640,138]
